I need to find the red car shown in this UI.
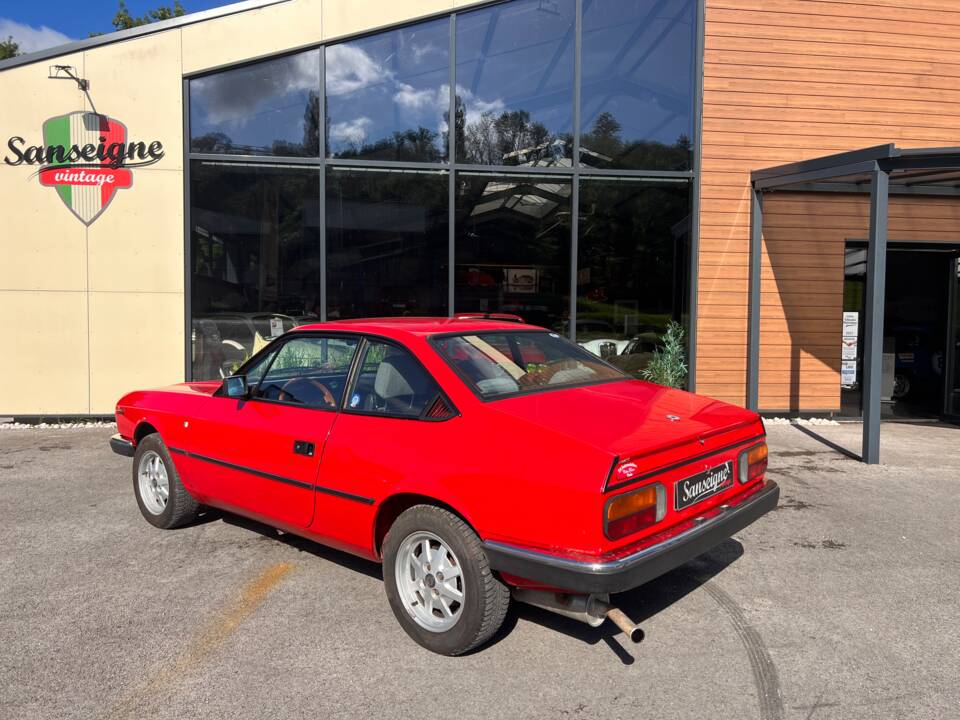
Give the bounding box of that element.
[110,316,777,655]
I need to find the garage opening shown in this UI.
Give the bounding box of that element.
[842,243,960,421]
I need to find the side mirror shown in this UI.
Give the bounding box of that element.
[599,341,618,359]
[224,375,249,398]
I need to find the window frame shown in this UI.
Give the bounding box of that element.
[428,328,629,403]
[223,331,361,412]
[341,336,460,422]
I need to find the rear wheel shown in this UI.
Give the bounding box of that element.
[382,505,510,655]
[132,434,200,529]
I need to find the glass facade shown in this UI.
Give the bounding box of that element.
[455,173,571,331]
[187,0,699,380]
[326,168,449,319]
[326,18,450,161]
[190,49,321,157]
[455,0,575,166]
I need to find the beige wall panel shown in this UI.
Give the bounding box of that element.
[87,170,183,293]
[0,166,88,292]
[0,291,89,414]
[323,0,453,41]
[0,54,88,292]
[82,31,183,170]
[183,0,323,73]
[0,52,85,140]
[88,292,184,413]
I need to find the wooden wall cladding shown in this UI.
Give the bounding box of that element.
[698,0,960,410]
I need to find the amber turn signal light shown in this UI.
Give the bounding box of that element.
[604,484,665,540]
[738,442,768,484]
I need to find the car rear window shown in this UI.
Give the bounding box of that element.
[432,331,627,399]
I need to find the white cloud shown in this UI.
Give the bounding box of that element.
[326,44,389,96]
[0,18,73,54]
[455,84,506,126]
[394,83,440,113]
[329,116,372,145]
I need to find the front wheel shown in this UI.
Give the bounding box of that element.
[382,505,510,655]
[132,433,201,529]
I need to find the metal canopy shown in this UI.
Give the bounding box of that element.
[748,144,960,464]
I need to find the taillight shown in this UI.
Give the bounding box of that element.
[738,442,768,484]
[604,484,665,540]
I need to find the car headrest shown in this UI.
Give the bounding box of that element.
[374,352,426,399]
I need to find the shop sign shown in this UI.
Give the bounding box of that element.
[4,111,164,226]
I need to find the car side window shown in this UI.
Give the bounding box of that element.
[347,341,441,418]
[255,336,359,409]
[242,346,279,387]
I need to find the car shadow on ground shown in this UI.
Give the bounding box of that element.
[219,512,384,581]
[205,510,741,663]
[492,538,744,664]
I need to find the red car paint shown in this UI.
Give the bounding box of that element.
[114,318,770,592]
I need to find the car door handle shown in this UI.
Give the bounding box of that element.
[293,440,315,457]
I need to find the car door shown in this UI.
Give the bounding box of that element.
[309,338,459,551]
[185,334,360,528]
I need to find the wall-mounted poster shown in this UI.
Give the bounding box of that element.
[505,268,538,294]
[841,360,857,387]
[842,311,859,337]
[842,336,858,360]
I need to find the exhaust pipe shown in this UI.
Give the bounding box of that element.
[512,589,644,642]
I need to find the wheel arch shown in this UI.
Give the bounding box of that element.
[373,492,479,559]
[133,420,160,445]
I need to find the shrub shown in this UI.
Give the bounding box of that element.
[641,321,688,389]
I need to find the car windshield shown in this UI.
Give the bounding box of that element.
[432,331,627,399]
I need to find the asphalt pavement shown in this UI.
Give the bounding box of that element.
[1,421,958,720]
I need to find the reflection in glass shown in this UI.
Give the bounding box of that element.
[580,0,696,170]
[326,18,450,162]
[455,173,571,330]
[577,178,690,376]
[326,168,449,319]
[190,162,321,379]
[190,49,321,157]
[455,0,575,166]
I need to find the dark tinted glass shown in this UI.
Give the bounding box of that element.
[577,178,691,376]
[326,18,450,161]
[454,173,571,331]
[190,162,321,379]
[190,49,321,157]
[433,331,625,398]
[455,0,575,166]
[347,341,441,417]
[580,0,696,170]
[326,168,449,319]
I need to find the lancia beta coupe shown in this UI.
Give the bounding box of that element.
[110,316,777,655]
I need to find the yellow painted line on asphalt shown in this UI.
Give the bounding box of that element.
[106,561,294,719]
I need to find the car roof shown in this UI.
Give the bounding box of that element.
[290,316,546,338]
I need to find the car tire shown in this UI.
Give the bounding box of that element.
[132,433,200,529]
[382,505,510,656]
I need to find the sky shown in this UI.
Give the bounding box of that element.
[0,0,233,53]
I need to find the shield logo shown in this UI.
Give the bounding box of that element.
[38,111,133,226]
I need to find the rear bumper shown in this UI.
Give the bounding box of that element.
[484,480,779,594]
[109,434,136,457]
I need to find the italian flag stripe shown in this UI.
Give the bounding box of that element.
[44,115,72,207]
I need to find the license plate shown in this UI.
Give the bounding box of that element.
[674,461,734,511]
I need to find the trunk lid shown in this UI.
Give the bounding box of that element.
[489,379,761,464]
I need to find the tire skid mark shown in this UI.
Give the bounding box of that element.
[106,561,294,720]
[703,580,785,720]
